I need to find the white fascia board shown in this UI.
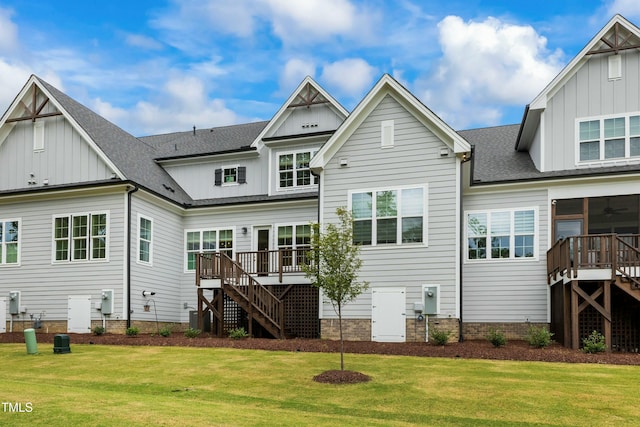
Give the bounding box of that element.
[34,79,126,180]
[310,74,470,171]
[250,76,348,151]
[530,14,639,110]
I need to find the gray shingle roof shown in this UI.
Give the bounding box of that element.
[37,77,193,204]
[141,121,268,160]
[460,124,640,185]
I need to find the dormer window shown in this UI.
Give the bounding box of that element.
[577,114,640,162]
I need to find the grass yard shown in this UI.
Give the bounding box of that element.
[1,343,639,426]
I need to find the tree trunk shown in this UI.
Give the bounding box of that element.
[338,304,344,371]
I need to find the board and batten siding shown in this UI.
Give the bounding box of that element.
[163,154,266,200]
[320,94,460,320]
[129,194,184,322]
[544,50,640,172]
[270,103,344,137]
[462,188,549,323]
[0,191,127,323]
[0,115,116,191]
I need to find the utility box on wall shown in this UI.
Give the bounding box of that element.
[9,291,20,315]
[101,290,114,315]
[423,285,439,315]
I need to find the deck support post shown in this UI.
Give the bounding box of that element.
[571,281,580,350]
[604,280,612,351]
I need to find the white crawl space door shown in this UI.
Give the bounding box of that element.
[68,295,92,333]
[0,297,6,333]
[371,287,406,342]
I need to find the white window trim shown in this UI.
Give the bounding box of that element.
[348,184,429,248]
[608,54,622,81]
[464,207,538,263]
[137,214,153,266]
[275,222,312,267]
[381,120,394,148]
[275,148,319,192]
[51,211,110,263]
[222,165,240,186]
[33,121,45,152]
[575,112,640,166]
[184,227,235,273]
[0,218,21,266]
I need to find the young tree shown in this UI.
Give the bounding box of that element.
[302,207,369,371]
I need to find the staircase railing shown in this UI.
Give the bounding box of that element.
[196,252,284,338]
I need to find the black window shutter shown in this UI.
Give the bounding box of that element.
[214,168,222,186]
[238,166,247,184]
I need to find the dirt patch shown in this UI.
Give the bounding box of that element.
[2,332,640,366]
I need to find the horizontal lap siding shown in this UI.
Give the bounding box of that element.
[321,94,459,319]
[179,201,317,321]
[0,191,126,322]
[462,189,549,322]
[130,195,184,322]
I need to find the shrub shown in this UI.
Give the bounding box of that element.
[526,325,554,348]
[92,326,106,336]
[125,326,139,337]
[228,327,249,339]
[582,330,606,353]
[159,326,172,337]
[184,328,200,338]
[430,328,451,346]
[486,329,507,348]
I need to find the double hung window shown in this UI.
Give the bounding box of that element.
[0,219,20,265]
[277,224,311,266]
[54,213,108,262]
[466,208,536,261]
[350,186,426,246]
[278,151,318,189]
[578,114,640,162]
[185,228,234,271]
[138,216,153,264]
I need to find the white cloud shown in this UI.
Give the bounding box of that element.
[420,16,564,129]
[320,58,376,98]
[279,58,316,94]
[265,0,358,43]
[606,0,640,20]
[125,34,163,50]
[0,8,18,54]
[94,74,240,135]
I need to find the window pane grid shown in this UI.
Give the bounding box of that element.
[579,115,640,161]
[467,210,535,260]
[186,229,234,270]
[352,187,425,246]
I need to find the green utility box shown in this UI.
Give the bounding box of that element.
[24,328,38,354]
[53,334,71,354]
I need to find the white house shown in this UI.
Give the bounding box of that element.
[2,14,640,350]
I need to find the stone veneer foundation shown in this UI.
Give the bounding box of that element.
[4,320,190,335]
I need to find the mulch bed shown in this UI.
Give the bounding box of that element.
[2,332,640,366]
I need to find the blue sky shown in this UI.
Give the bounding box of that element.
[0,0,639,136]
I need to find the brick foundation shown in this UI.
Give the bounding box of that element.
[321,317,461,343]
[3,320,189,335]
[462,322,550,341]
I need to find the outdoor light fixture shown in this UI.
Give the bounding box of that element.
[241,227,248,235]
[142,290,156,297]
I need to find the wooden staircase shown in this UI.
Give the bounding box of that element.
[196,253,285,338]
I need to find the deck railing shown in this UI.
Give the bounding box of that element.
[547,234,640,284]
[235,249,310,282]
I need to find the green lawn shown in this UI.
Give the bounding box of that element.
[1,343,639,426]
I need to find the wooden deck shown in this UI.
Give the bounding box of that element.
[194,249,315,339]
[547,234,640,350]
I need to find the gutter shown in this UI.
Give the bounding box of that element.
[459,150,473,343]
[126,185,139,328]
